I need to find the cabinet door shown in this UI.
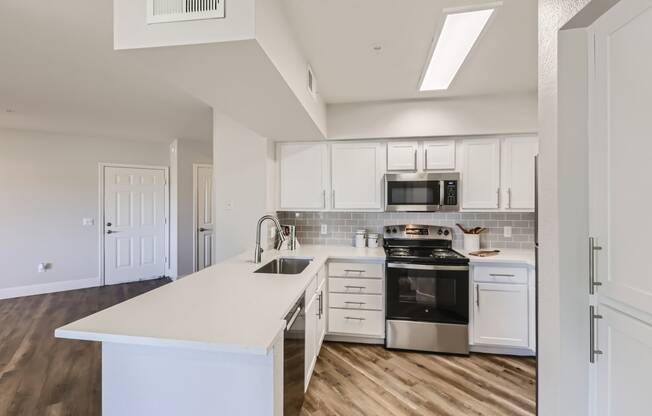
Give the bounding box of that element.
[501,137,538,210]
[387,142,418,171]
[304,293,318,390]
[461,139,501,209]
[473,283,528,348]
[424,140,456,170]
[279,143,328,210]
[316,283,327,354]
[331,143,384,210]
[595,306,652,416]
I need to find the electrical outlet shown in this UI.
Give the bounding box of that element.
[321,224,328,235]
[504,226,512,238]
[82,218,94,226]
[225,201,234,211]
[38,262,51,273]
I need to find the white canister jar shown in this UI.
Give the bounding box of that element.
[367,233,380,248]
[463,234,480,252]
[354,230,367,248]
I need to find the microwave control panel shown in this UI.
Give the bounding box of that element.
[444,181,458,206]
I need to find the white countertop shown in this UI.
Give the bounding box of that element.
[55,245,533,355]
[55,245,385,356]
[458,248,536,268]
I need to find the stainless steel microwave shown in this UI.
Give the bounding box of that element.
[385,173,460,212]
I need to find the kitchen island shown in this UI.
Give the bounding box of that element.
[55,246,385,416]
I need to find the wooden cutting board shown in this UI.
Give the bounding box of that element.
[469,250,501,257]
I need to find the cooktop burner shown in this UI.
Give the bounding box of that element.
[383,225,469,265]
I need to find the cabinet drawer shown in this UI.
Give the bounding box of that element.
[328,309,385,337]
[474,266,528,284]
[329,293,383,311]
[329,277,383,295]
[329,262,383,279]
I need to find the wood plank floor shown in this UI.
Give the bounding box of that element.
[0,281,536,415]
[0,278,170,416]
[302,343,536,416]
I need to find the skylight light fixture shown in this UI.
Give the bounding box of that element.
[420,7,495,91]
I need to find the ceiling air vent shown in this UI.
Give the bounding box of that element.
[147,0,225,24]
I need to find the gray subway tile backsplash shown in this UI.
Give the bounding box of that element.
[277,211,535,250]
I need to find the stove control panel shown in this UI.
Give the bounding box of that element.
[384,224,454,241]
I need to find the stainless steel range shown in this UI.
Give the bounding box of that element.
[384,225,470,354]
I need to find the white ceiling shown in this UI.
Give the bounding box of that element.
[283,0,538,104]
[0,1,212,142]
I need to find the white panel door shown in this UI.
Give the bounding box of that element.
[104,167,166,285]
[596,306,652,416]
[501,137,538,210]
[279,143,328,210]
[473,283,529,348]
[386,141,418,171]
[461,139,501,209]
[331,142,384,210]
[196,165,214,271]
[304,292,318,390]
[590,1,652,414]
[424,140,456,170]
[591,0,652,316]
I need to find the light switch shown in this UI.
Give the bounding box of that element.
[321,224,328,235]
[225,201,234,211]
[504,226,512,238]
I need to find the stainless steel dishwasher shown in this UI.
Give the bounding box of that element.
[283,295,305,416]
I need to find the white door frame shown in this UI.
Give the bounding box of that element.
[98,163,171,286]
[192,163,213,273]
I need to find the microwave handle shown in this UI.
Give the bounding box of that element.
[439,180,445,207]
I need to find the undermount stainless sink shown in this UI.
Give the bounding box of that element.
[254,258,313,275]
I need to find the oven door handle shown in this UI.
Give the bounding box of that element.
[387,263,469,271]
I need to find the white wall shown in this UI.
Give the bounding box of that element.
[0,129,170,296]
[327,93,537,140]
[213,112,273,263]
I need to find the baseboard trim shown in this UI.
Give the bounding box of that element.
[0,278,100,300]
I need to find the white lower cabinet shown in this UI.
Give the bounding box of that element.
[470,264,535,355]
[327,261,385,341]
[305,268,327,390]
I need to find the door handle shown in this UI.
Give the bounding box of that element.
[589,305,603,363]
[199,228,212,232]
[476,284,480,307]
[106,230,118,234]
[589,237,603,294]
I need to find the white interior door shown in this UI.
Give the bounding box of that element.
[590,1,652,414]
[104,166,167,285]
[196,165,214,271]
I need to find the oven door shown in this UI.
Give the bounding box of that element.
[386,263,469,325]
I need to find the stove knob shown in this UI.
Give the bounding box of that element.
[437,229,443,235]
[444,230,450,236]
[392,228,398,234]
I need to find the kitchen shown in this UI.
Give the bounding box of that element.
[57,135,538,415]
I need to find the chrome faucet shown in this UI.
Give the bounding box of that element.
[254,215,286,263]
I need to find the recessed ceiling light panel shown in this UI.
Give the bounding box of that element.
[420,8,495,91]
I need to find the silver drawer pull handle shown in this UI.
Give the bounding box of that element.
[345,285,366,290]
[344,301,366,305]
[344,269,365,273]
[590,305,604,363]
[345,317,366,321]
[489,273,516,277]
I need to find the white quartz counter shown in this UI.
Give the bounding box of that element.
[55,245,385,356]
[458,248,536,268]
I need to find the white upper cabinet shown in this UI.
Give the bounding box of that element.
[331,142,385,210]
[278,143,329,210]
[501,137,538,210]
[461,139,501,210]
[387,142,418,171]
[424,140,456,170]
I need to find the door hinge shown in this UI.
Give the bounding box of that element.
[164,256,168,264]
